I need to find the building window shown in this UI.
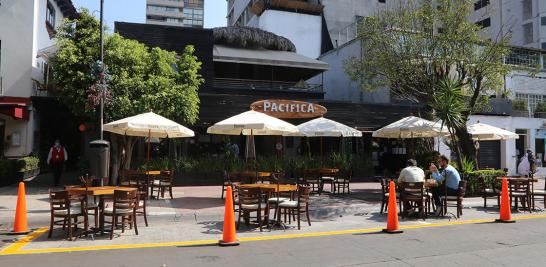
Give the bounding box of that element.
[476,17,491,28]
[523,22,533,44]
[505,48,542,68]
[474,0,490,11]
[522,0,532,20]
[542,17,546,26]
[542,42,546,50]
[378,0,386,3]
[46,1,56,28]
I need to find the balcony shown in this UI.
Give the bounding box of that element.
[474,97,512,116]
[212,78,322,93]
[251,0,324,16]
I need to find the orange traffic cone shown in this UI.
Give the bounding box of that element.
[219,185,239,246]
[382,180,403,234]
[496,177,515,223]
[12,182,29,234]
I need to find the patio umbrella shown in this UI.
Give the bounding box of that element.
[467,122,519,141]
[104,111,194,164]
[372,116,449,139]
[467,122,518,168]
[207,110,299,162]
[285,117,362,165]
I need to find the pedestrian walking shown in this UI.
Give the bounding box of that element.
[47,139,68,186]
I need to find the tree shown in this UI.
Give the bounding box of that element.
[344,0,511,162]
[50,10,203,182]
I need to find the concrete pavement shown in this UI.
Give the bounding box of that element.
[1,214,546,266]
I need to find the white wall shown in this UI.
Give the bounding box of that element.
[0,0,68,157]
[258,10,322,59]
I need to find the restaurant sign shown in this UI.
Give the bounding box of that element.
[250,99,327,119]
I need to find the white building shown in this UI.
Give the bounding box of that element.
[146,0,204,28]
[0,0,77,158]
[227,0,324,58]
[470,0,546,50]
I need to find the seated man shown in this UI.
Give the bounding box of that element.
[429,155,461,216]
[398,159,425,183]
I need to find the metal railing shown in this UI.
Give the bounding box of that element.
[212,77,323,93]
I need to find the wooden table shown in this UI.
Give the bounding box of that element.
[67,186,137,233]
[239,183,297,192]
[231,171,272,183]
[425,179,438,188]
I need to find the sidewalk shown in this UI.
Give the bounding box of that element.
[1,174,544,254]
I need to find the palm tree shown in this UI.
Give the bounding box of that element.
[431,78,471,170]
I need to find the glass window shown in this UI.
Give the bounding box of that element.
[542,17,546,26]
[542,42,546,50]
[476,17,491,28]
[523,23,533,44]
[46,1,56,27]
[474,0,490,11]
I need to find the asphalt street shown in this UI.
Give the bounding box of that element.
[2,217,546,267]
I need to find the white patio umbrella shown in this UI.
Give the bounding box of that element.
[467,122,518,168]
[104,111,194,163]
[207,110,299,161]
[372,116,449,138]
[285,117,362,165]
[467,122,519,141]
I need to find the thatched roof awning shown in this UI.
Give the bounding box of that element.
[213,45,328,71]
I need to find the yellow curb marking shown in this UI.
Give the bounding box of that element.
[0,228,49,255]
[2,213,546,255]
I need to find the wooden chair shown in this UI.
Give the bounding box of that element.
[380,178,400,214]
[441,180,467,218]
[119,170,146,186]
[481,176,500,208]
[334,169,352,194]
[102,190,139,239]
[399,182,427,220]
[48,190,85,240]
[237,187,267,232]
[303,169,321,194]
[532,180,546,209]
[508,178,532,212]
[278,186,311,230]
[267,173,293,221]
[221,170,230,199]
[151,170,174,199]
[64,184,99,230]
[130,182,149,227]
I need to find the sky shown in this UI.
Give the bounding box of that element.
[71,0,227,31]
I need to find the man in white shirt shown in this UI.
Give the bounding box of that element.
[398,159,425,183]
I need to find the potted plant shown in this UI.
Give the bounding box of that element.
[17,156,41,181]
[512,99,529,117]
[534,102,546,118]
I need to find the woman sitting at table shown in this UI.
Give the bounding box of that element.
[429,155,461,216]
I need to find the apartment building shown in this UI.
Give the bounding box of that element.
[0,0,77,158]
[146,0,204,28]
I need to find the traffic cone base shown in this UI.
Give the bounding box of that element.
[219,186,239,246]
[218,240,240,246]
[382,228,404,234]
[495,218,515,223]
[382,181,403,234]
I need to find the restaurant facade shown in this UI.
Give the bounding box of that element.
[115,22,420,178]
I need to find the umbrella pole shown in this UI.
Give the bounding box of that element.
[320,137,324,167]
[147,129,151,171]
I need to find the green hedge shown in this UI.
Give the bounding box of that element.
[142,153,374,176]
[463,169,506,196]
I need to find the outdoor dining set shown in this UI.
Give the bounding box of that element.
[47,170,173,240]
[221,167,351,231]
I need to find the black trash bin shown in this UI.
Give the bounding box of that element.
[89,140,110,186]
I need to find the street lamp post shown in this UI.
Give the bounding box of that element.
[99,0,104,140]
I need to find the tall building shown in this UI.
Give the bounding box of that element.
[146,0,204,28]
[470,0,546,50]
[0,0,77,158]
